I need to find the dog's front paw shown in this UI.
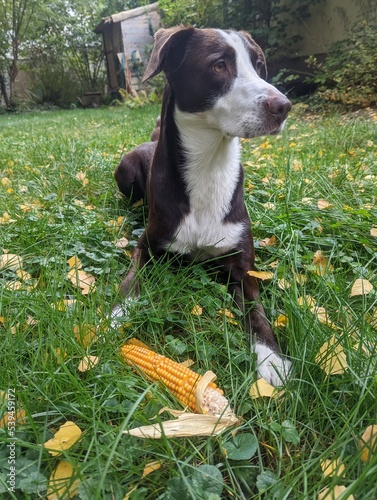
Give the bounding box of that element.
[254,343,292,386]
[109,298,135,329]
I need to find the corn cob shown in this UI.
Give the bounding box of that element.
[120,343,232,416]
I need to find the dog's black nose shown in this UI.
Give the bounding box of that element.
[266,95,292,120]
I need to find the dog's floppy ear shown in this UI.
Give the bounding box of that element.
[142,25,195,82]
[241,31,268,80]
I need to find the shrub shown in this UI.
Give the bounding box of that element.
[309,20,377,108]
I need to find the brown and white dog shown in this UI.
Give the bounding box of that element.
[113,26,292,386]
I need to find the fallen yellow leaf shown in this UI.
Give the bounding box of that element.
[320,457,345,478]
[142,460,162,478]
[1,177,12,186]
[297,295,317,307]
[51,299,77,311]
[217,308,238,325]
[78,355,99,372]
[310,306,337,329]
[294,273,307,285]
[47,460,80,500]
[0,253,23,270]
[249,378,283,399]
[315,336,347,376]
[75,171,89,186]
[313,250,334,275]
[318,485,354,500]
[44,421,82,456]
[67,256,82,270]
[115,237,129,248]
[74,324,97,347]
[359,424,377,462]
[274,314,288,327]
[67,268,96,293]
[277,278,291,290]
[317,199,334,210]
[247,270,274,280]
[259,235,277,247]
[0,212,16,224]
[191,305,203,316]
[350,278,374,297]
[370,228,377,237]
[0,409,27,428]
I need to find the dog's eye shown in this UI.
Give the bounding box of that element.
[213,61,226,73]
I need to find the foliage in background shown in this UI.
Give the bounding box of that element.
[0,0,151,109]
[0,0,39,108]
[158,0,324,57]
[307,20,377,109]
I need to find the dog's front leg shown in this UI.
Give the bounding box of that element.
[229,273,291,386]
[111,245,148,325]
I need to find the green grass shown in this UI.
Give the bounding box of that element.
[0,103,376,499]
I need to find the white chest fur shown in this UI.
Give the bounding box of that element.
[165,108,246,259]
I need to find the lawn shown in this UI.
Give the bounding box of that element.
[0,103,376,499]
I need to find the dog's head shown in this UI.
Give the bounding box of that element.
[143,26,291,138]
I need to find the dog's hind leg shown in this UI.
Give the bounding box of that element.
[114,141,156,202]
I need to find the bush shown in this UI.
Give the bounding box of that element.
[309,20,377,108]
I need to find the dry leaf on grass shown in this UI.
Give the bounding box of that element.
[115,237,129,248]
[67,268,96,294]
[249,378,284,399]
[318,485,354,500]
[0,212,16,224]
[0,408,27,428]
[75,171,89,186]
[259,235,277,247]
[278,278,291,290]
[317,199,334,210]
[141,460,162,478]
[51,299,77,311]
[78,355,99,372]
[0,253,23,270]
[320,458,345,478]
[67,256,82,269]
[298,295,317,308]
[74,324,97,347]
[315,336,347,376]
[359,424,377,462]
[274,314,288,327]
[350,278,374,297]
[191,304,203,316]
[247,270,274,280]
[43,421,82,456]
[311,306,337,329]
[313,250,334,275]
[370,228,377,237]
[47,460,80,500]
[217,308,238,325]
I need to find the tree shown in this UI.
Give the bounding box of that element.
[0,0,39,108]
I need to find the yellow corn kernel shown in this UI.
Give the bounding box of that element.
[120,343,230,415]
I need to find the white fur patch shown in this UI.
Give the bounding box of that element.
[203,30,288,138]
[254,342,292,386]
[109,298,135,329]
[166,108,246,259]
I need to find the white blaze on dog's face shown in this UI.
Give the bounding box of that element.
[204,30,291,138]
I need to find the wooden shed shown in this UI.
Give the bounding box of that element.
[95,2,160,95]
